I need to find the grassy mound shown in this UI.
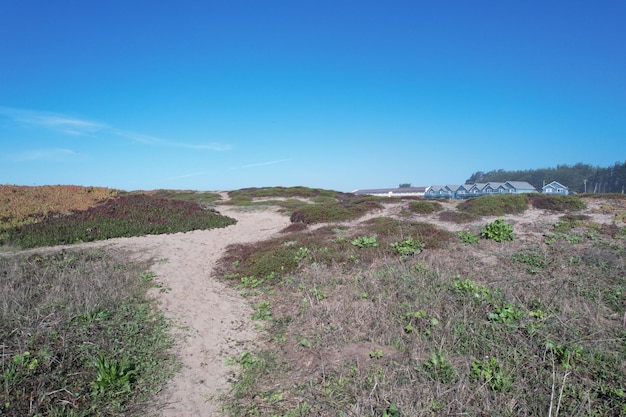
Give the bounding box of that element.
[457,194,528,216]
[2,195,236,249]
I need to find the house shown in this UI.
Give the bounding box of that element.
[424,181,537,199]
[352,186,426,197]
[542,181,569,195]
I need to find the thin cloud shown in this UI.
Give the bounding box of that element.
[0,106,231,151]
[241,158,292,169]
[168,172,204,180]
[0,107,106,136]
[113,129,232,151]
[9,148,81,162]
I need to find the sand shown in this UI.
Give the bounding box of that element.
[92,205,290,416]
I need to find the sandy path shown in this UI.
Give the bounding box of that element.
[98,206,290,416]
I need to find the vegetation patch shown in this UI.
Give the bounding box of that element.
[290,197,383,224]
[527,194,587,211]
[481,219,515,242]
[458,194,528,216]
[0,185,117,230]
[438,210,479,223]
[360,217,454,249]
[1,195,236,249]
[227,186,342,205]
[219,195,626,416]
[0,250,176,417]
[408,200,443,215]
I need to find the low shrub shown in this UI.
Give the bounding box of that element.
[481,219,514,242]
[458,194,528,216]
[408,200,444,214]
[438,210,479,223]
[527,194,587,211]
[2,195,236,249]
[290,198,383,224]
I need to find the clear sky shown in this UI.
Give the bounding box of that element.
[1,1,624,192]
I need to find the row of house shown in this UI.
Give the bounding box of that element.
[353,181,569,199]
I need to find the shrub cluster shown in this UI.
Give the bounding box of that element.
[290,197,383,224]
[2,195,236,249]
[458,194,528,216]
[527,194,587,211]
[0,185,116,230]
[408,200,444,214]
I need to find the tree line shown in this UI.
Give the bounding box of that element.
[465,161,626,194]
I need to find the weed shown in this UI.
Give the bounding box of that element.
[252,301,272,320]
[457,230,479,244]
[452,276,494,300]
[390,237,425,257]
[351,235,379,248]
[140,271,156,282]
[91,354,136,396]
[545,341,583,369]
[488,301,525,324]
[369,349,384,359]
[470,357,512,392]
[420,351,456,383]
[481,219,514,242]
[512,251,547,273]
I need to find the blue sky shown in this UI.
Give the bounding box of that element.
[1,1,624,192]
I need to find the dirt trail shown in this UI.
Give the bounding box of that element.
[91,205,290,416]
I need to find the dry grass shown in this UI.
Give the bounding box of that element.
[219,193,626,416]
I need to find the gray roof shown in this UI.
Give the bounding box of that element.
[542,181,568,189]
[505,181,536,190]
[353,187,426,195]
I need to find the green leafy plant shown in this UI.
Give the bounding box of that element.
[390,237,425,256]
[369,349,384,359]
[91,354,136,396]
[481,219,514,242]
[457,230,479,244]
[421,351,456,383]
[470,357,512,392]
[252,301,272,320]
[225,351,260,369]
[488,301,525,324]
[351,235,379,248]
[383,403,401,417]
[545,341,583,369]
[453,277,494,300]
[294,246,310,263]
[140,271,156,282]
[511,252,547,273]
